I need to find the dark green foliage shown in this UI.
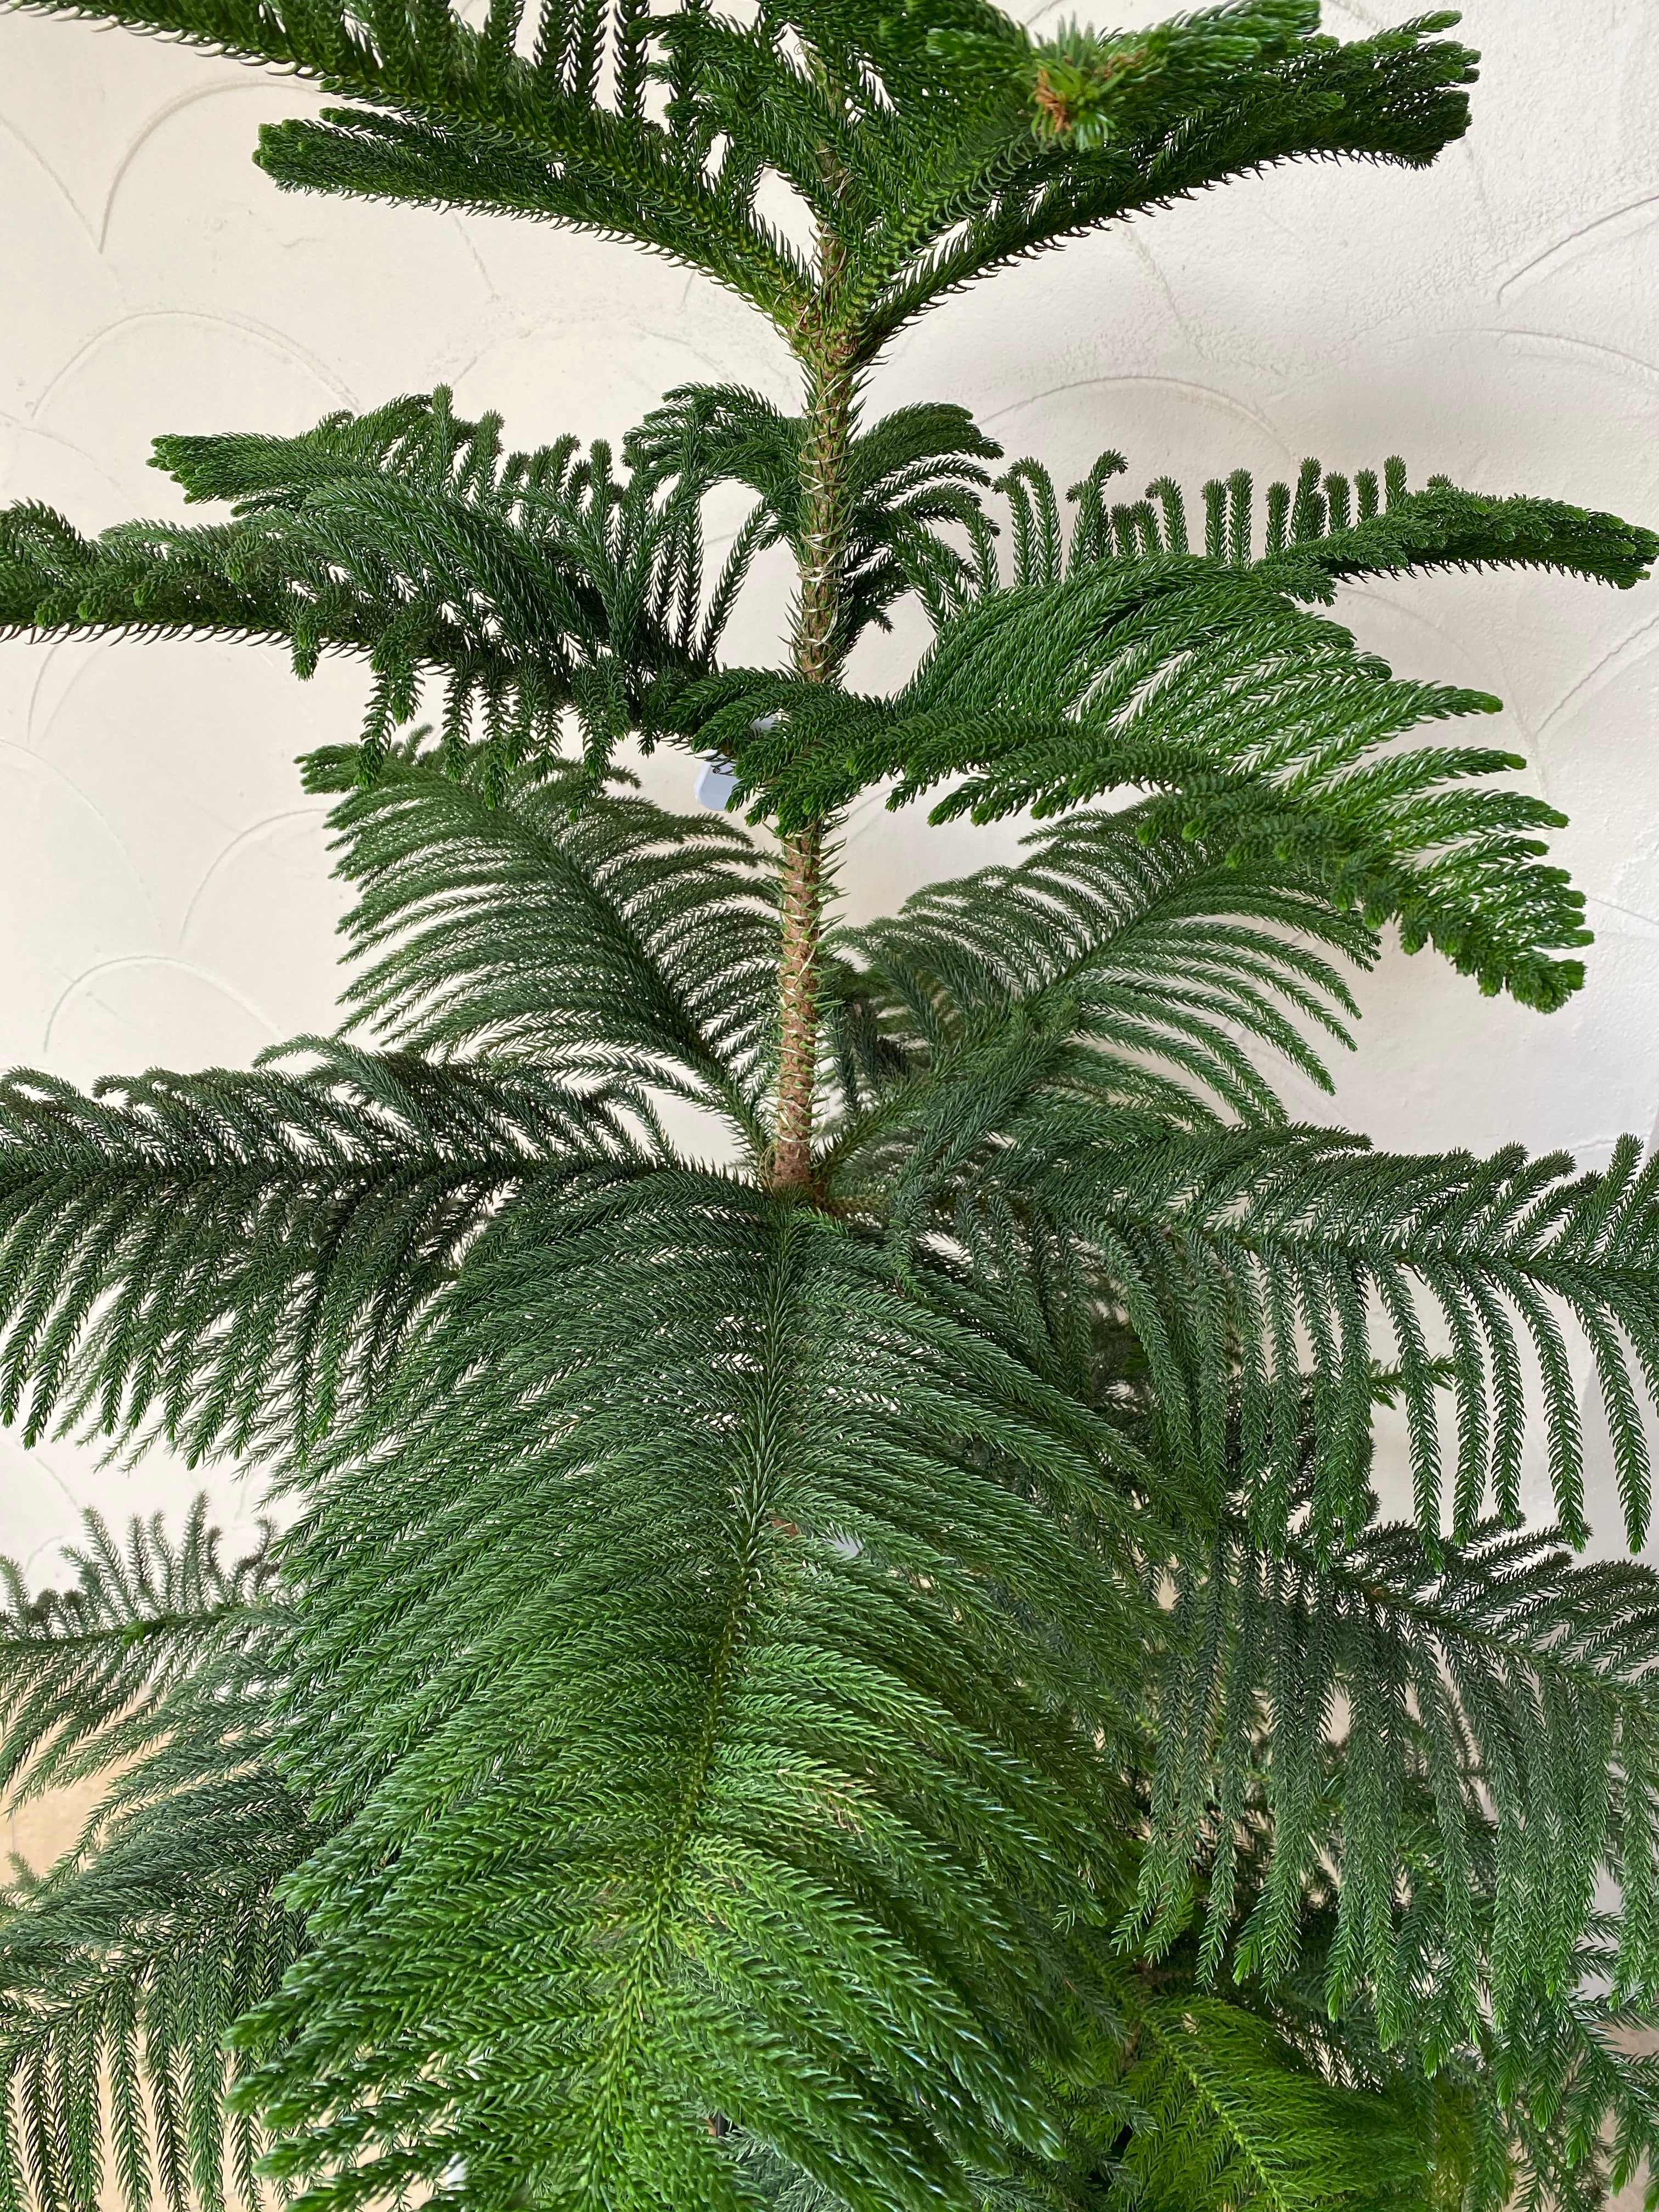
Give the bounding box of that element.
[13,399,1651,1020]
[0,1,1476,357]
[625,386,1004,676]
[705,452,1656,1011]
[0,1498,273,1801]
[817,808,1377,1144]
[0,1043,654,1462]
[964,1122,1659,1547]
[3,413,1658,2204]
[328,763,782,1144]
[0,1509,312,2212]
[0,386,998,789]
[1139,1509,1659,2028]
[1,1,1658,2208]
[1483,1929,1659,2211]
[1114,1999,1430,2212]
[0,392,739,792]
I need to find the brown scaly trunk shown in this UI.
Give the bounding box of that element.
[770,302,854,1194]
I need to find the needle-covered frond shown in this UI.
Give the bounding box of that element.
[815,810,1374,1188]
[0,1499,272,1801]
[0,1510,313,2212]
[816,5,1478,353]
[234,1175,1144,2212]
[0,390,743,792]
[0,385,1006,791]
[0,0,1651,2188]
[731,1994,1442,2212]
[0,1790,306,2212]
[706,455,1655,1013]
[1137,1507,1659,2047]
[0,1043,651,1463]
[1115,1998,1429,2212]
[0,1,1477,354]
[961,1125,1659,1547]
[1488,1937,1659,2212]
[6,0,814,324]
[985,445,1656,600]
[1222,454,1658,594]
[331,763,779,1149]
[628,386,1003,673]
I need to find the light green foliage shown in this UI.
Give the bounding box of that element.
[234,1186,1143,2212]
[0,2,1657,2210]
[1113,1998,1430,2212]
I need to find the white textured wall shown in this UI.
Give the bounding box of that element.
[2,0,1658,1597]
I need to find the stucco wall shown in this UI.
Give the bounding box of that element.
[1,0,1657,1853]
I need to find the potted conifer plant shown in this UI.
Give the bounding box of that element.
[2,3,1659,2207]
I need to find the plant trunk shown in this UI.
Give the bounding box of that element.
[770,329,853,1194]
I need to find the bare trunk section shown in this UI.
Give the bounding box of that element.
[772,820,825,1190]
[769,327,854,1194]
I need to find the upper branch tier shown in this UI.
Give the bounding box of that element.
[2,0,1477,359]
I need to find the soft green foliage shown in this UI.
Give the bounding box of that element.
[1,1,1658,2209]
[820,809,1378,1137]
[1113,1998,1430,2212]
[235,1182,1143,2212]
